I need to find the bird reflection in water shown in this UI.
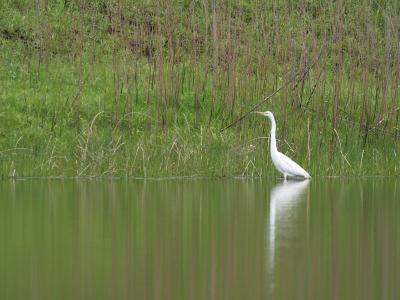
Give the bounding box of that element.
[267,180,310,283]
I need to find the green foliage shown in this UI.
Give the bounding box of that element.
[0,0,399,178]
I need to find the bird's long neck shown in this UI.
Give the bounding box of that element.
[269,116,278,154]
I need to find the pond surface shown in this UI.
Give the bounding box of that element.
[0,178,399,300]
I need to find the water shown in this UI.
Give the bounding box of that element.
[0,178,399,300]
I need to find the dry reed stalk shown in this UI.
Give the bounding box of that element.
[156,0,165,127]
[212,1,219,109]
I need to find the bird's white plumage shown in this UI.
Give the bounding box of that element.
[272,151,310,179]
[256,111,311,180]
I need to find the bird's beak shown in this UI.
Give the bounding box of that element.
[254,111,264,115]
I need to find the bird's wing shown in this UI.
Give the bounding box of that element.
[276,152,310,178]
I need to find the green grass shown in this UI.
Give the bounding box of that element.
[1,0,399,178]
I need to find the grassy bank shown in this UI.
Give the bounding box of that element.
[1,1,400,178]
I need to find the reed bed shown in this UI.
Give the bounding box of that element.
[0,0,399,178]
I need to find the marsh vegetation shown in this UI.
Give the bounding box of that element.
[1,0,399,177]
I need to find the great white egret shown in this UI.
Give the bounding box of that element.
[255,111,311,180]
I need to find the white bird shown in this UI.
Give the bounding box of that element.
[255,111,311,180]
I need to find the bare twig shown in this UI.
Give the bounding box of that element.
[221,41,327,131]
